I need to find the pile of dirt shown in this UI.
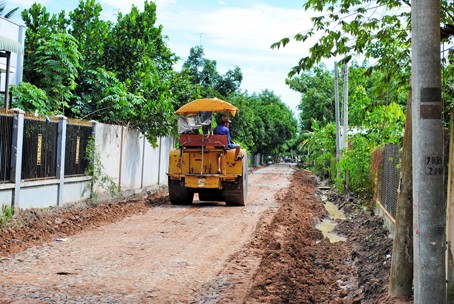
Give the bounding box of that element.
[0,191,168,257]
[243,169,399,304]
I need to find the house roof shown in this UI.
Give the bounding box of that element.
[0,35,23,54]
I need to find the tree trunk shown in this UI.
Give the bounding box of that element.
[446,109,454,301]
[389,90,413,299]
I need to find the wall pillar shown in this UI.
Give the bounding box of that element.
[56,115,67,206]
[10,108,24,209]
[158,136,162,185]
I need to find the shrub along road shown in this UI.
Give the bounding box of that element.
[0,164,404,303]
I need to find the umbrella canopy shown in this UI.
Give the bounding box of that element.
[175,98,238,116]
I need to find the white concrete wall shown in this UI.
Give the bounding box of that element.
[95,123,122,191]
[63,178,92,204]
[120,127,144,190]
[0,186,13,206]
[19,182,59,209]
[142,138,161,187]
[94,123,174,196]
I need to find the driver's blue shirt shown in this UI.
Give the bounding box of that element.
[213,124,230,143]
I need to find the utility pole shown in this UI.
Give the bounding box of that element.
[412,1,446,303]
[342,63,349,150]
[334,62,340,178]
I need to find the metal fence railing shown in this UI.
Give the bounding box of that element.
[21,118,58,180]
[65,124,92,177]
[0,113,13,183]
[380,144,400,219]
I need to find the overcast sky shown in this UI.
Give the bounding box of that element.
[7,0,324,114]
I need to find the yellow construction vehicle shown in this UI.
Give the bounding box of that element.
[167,98,248,206]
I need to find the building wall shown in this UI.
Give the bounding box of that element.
[0,17,25,88]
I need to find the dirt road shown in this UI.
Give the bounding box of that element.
[0,164,292,303]
[0,164,400,304]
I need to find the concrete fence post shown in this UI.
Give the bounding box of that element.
[141,135,146,189]
[89,120,97,198]
[158,137,162,185]
[10,108,24,209]
[56,115,67,206]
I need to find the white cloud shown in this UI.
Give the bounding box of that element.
[97,0,176,14]
[156,3,315,113]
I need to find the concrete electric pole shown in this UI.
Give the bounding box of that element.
[412,0,446,303]
[342,63,349,150]
[334,62,341,179]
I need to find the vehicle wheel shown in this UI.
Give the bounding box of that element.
[168,177,194,205]
[224,174,246,206]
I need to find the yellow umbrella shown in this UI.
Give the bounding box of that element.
[175,98,238,116]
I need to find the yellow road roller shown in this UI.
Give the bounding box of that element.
[167,98,248,206]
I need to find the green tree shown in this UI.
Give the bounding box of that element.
[286,64,334,131]
[105,2,176,88]
[217,66,243,97]
[227,93,265,155]
[257,90,297,156]
[272,0,412,81]
[303,121,337,178]
[292,62,406,191]
[102,1,178,143]
[21,3,68,87]
[20,1,178,145]
[232,90,297,156]
[34,33,81,114]
[169,70,205,111]
[67,0,116,118]
[68,0,110,70]
[182,45,243,99]
[10,82,49,114]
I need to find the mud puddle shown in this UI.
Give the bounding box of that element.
[316,192,346,243]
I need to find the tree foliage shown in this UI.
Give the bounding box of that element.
[182,46,243,99]
[286,64,334,131]
[295,63,406,194]
[228,90,298,156]
[34,33,81,113]
[273,0,414,94]
[19,1,177,146]
[10,82,49,114]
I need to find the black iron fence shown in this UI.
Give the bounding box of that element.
[22,118,58,180]
[65,124,92,177]
[0,113,13,183]
[0,111,93,182]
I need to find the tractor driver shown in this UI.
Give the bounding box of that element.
[213,116,244,174]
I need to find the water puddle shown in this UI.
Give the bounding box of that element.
[324,201,346,220]
[316,193,347,243]
[316,219,347,243]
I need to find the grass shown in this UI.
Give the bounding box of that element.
[0,205,15,227]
